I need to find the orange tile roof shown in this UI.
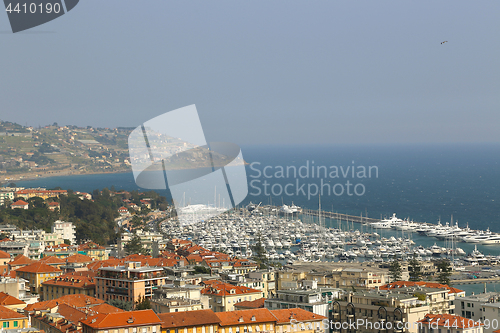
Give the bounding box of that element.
[65,253,93,263]
[9,254,35,267]
[0,250,10,259]
[16,261,62,274]
[25,294,104,312]
[11,200,28,206]
[81,309,161,329]
[0,305,27,320]
[158,309,220,329]
[234,298,266,309]
[216,309,277,326]
[56,303,87,323]
[271,308,327,324]
[48,202,60,206]
[40,256,66,264]
[380,281,464,294]
[201,282,262,296]
[41,273,95,288]
[418,314,482,329]
[0,292,25,306]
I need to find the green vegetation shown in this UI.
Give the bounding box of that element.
[389,260,402,282]
[436,259,452,285]
[0,188,169,245]
[107,299,133,311]
[251,232,268,269]
[135,295,151,310]
[408,258,423,281]
[193,266,211,274]
[124,234,150,255]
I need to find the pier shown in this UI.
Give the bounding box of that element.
[301,208,381,224]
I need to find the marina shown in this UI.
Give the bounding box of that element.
[161,203,500,267]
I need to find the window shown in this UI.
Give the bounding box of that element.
[14,322,18,327]
[3,322,9,328]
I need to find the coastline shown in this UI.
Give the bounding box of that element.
[1,168,132,184]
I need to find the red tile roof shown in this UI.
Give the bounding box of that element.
[0,305,27,320]
[158,309,220,329]
[81,309,161,329]
[9,254,35,267]
[40,256,65,264]
[418,314,482,329]
[0,292,25,306]
[89,303,124,315]
[234,298,266,309]
[41,273,95,289]
[0,250,10,259]
[271,308,327,324]
[216,309,277,326]
[16,261,62,274]
[201,282,262,296]
[11,200,28,206]
[65,253,93,263]
[24,294,104,312]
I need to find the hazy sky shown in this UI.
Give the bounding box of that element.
[1,1,499,145]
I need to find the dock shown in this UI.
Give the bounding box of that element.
[301,208,380,224]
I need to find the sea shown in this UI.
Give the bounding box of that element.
[11,143,500,261]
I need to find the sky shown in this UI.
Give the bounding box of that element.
[1,0,499,145]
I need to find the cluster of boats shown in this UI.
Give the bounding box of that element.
[161,207,475,264]
[369,214,500,245]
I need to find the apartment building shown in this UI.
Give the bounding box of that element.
[15,261,62,294]
[51,221,76,245]
[96,261,168,304]
[201,281,264,312]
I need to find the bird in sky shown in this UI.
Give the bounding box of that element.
[441,41,448,44]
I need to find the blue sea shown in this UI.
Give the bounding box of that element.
[12,143,500,236]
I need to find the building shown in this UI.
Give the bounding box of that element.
[11,200,29,209]
[15,261,63,294]
[201,281,264,312]
[265,288,338,319]
[96,261,168,304]
[0,305,29,330]
[456,292,499,321]
[215,308,277,333]
[78,242,108,261]
[271,308,327,333]
[47,202,60,211]
[51,221,76,245]
[0,190,14,206]
[0,292,26,311]
[0,250,10,274]
[417,313,483,333]
[81,309,162,333]
[158,309,220,333]
[41,272,96,301]
[151,284,208,314]
[480,303,500,333]
[15,189,67,200]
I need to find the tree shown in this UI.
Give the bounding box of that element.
[135,295,151,310]
[193,266,211,274]
[63,239,71,245]
[389,260,402,282]
[436,259,452,285]
[408,258,423,281]
[252,232,267,269]
[124,235,149,255]
[107,299,133,311]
